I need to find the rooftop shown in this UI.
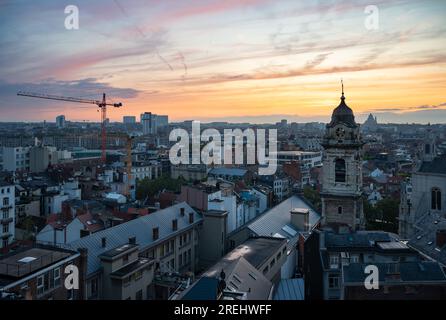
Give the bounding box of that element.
[418,155,446,175]
[68,202,202,275]
[0,246,77,286]
[206,237,285,273]
[209,167,248,177]
[343,262,446,285]
[246,195,321,243]
[273,278,305,300]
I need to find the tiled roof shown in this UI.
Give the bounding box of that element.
[67,202,202,275]
[418,155,446,175]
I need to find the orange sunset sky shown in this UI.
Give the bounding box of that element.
[0,0,445,123]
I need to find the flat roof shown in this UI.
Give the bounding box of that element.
[0,247,74,281]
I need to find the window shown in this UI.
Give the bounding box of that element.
[134,270,143,281]
[329,255,339,269]
[263,266,269,274]
[432,188,442,210]
[54,268,61,287]
[91,278,98,295]
[270,258,276,268]
[3,197,9,206]
[328,275,340,289]
[338,206,343,215]
[335,158,346,183]
[123,254,129,265]
[136,290,143,300]
[351,255,359,263]
[37,275,44,295]
[2,210,8,219]
[3,224,9,233]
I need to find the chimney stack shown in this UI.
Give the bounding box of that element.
[152,227,159,241]
[290,208,310,231]
[172,219,178,231]
[101,237,106,248]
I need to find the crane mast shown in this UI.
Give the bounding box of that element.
[17,91,122,163]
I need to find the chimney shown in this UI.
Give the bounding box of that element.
[129,236,136,245]
[180,207,185,216]
[189,212,194,224]
[436,229,446,248]
[290,208,310,231]
[101,237,106,248]
[152,227,159,241]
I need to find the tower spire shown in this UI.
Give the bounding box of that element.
[341,79,345,100]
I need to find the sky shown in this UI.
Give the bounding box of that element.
[0,0,445,124]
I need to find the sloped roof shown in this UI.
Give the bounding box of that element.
[273,278,305,300]
[418,155,446,175]
[247,195,321,241]
[408,211,446,266]
[68,202,202,275]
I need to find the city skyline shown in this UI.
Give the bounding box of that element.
[1,0,446,123]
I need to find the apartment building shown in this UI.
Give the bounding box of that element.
[67,202,202,300]
[1,146,30,172]
[0,244,84,300]
[304,229,446,300]
[1,182,15,249]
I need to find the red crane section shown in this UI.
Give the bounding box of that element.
[17,91,122,163]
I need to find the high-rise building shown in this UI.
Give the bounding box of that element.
[123,116,136,124]
[320,85,364,230]
[140,112,169,135]
[56,115,66,128]
[141,112,154,135]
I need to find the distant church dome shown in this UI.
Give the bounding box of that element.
[328,82,357,127]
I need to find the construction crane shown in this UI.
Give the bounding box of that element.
[17,91,122,162]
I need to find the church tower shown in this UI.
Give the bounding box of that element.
[320,82,364,230]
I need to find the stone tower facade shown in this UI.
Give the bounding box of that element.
[320,85,364,230]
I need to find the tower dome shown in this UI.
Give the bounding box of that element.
[328,82,357,127]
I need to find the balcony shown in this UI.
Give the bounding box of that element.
[1,217,13,225]
[1,205,13,210]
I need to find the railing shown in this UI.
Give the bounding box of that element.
[0,251,64,277]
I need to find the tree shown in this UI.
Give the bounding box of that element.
[303,186,321,212]
[136,175,185,200]
[364,197,399,233]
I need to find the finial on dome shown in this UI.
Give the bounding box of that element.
[341,79,345,100]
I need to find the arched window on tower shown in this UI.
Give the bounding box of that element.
[431,187,442,210]
[335,158,346,183]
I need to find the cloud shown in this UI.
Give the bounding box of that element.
[0,78,141,118]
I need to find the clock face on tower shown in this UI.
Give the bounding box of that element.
[335,127,346,138]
